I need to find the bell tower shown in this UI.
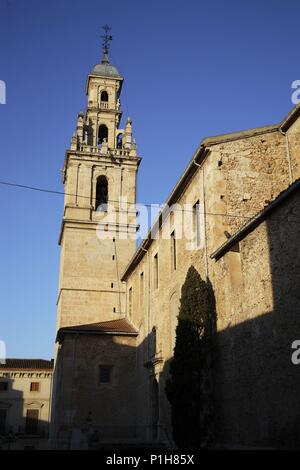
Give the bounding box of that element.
[56,29,141,330]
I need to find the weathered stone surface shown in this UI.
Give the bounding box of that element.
[52,55,141,448]
[123,107,300,447]
[53,47,300,448]
[53,334,138,448]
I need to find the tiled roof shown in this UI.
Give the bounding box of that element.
[56,318,138,342]
[0,359,54,370]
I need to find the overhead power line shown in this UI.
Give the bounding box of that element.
[0,179,295,224]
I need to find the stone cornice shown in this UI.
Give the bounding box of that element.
[62,151,141,183]
[58,217,139,245]
[56,287,126,306]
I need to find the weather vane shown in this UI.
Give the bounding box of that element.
[101,24,113,56]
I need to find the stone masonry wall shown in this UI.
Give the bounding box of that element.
[213,189,300,447]
[53,333,138,448]
[124,111,300,446]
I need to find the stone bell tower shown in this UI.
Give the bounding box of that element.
[56,32,141,331]
[51,30,143,449]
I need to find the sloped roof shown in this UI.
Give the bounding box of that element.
[56,318,138,343]
[210,177,300,261]
[280,103,300,132]
[0,359,53,370]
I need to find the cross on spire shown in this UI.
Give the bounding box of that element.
[101,24,112,64]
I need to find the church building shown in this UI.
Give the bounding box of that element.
[51,30,300,449]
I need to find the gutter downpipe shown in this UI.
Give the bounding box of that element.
[279,128,293,184]
[140,245,151,441]
[140,245,151,354]
[193,158,209,281]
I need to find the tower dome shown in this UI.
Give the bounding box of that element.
[91,37,122,79]
[91,62,122,78]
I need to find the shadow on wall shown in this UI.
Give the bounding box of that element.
[158,274,217,449]
[159,198,300,449]
[213,192,300,449]
[51,325,180,449]
[51,189,300,450]
[51,333,146,449]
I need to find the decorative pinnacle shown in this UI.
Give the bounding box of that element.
[101,24,112,64]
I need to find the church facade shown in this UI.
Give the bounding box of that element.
[51,38,300,449]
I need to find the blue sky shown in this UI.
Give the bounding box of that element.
[0,0,299,359]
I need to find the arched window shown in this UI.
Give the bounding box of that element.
[95,176,108,211]
[83,120,94,146]
[101,90,108,102]
[98,125,108,148]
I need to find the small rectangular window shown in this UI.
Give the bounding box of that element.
[30,382,40,392]
[128,287,133,316]
[0,382,8,392]
[153,253,159,289]
[171,231,176,270]
[140,272,144,304]
[193,201,201,247]
[99,365,112,383]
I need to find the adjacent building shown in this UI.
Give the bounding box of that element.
[0,359,53,450]
[210,177,300,448]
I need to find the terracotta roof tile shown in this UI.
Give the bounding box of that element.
[0,359,54,370]
[56,318,138,342]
